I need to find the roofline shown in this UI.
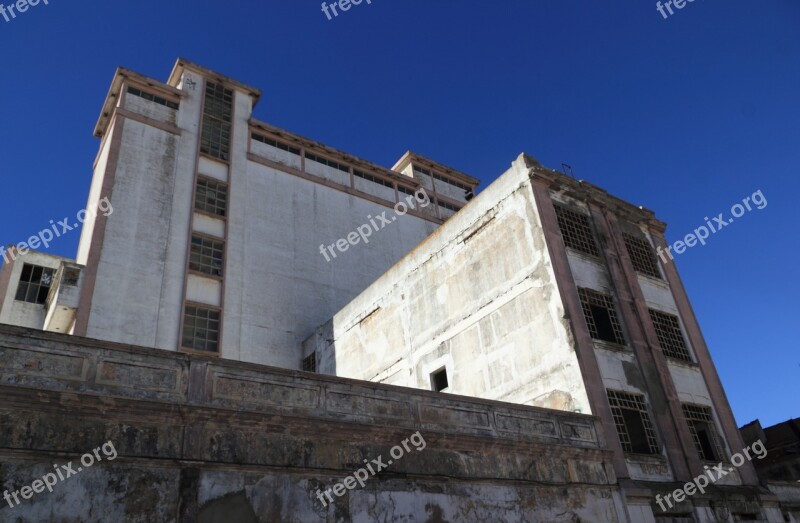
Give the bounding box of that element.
[392,151,481,187]
[168,58,262,104]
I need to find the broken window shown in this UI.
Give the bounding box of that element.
[302,353,317,373]
[431,368,449,392]
[578,287,626,345]
[195,177,228,217]
[607,390,661,455]
[554,204,600,257]
[15,264,55,305]
[623,233,662,279]
[683,404,725,462]
[189,235,224,277]
[182,305,221,353]
[649,309,693,362]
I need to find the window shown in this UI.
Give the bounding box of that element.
[195,177,228,217]
[683,404,725,462]
[554,205,600,257]
[607,390,660,455]
[251,133,300,155]
[431,170,471,191]
[577,288,626,345]
[126,86,179,110]
[302,353,317,373]
[624,234,662,279]
[354,169,394,188]
[182,305,221,353]
[437,199,461,212]
[397,185,416,196]
[431,368,449,392]
[649,309,693,362]
[414,166,432,177]
[305,152,350,174]
[189,235,224,277]
[200,82,233,161]
[15,264,55,304]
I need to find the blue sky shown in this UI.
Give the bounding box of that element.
[0,0,797,427]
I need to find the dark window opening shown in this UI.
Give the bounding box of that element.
[200,82,234,161]
[578,288,626,345]
[683,404,725,462]
[621,408,653,454]
[554,205,600,257]
[195,177,228,217]
[623,233,662,279]
[431,368,449,392]
[302,354,317,373]
[649,309,693,362]
[15,264,55,305]
[607,390,660,455]
[189,235,224,277]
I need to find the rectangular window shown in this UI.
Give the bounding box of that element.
[577,287,626,345]
[397,185,416,196]
[624,233,662,279]
[189,235,224,277]
[200,82,234,161]
[251,133,301,155]
[649,309,693,362]
[554,205,600,257]
[431,368,449,392]
[302,353,317,373]
[126,86,180,110]
[194,177,228,217]
[437,199,461,212]
[306,152,350,174]
[354,169,394,188]
[15,264,55,304]
[683,404,725,462]
[431,170,471,191]
[607,390,660,455]
[182,305,221,353]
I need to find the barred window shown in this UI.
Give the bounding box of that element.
[15,264,55,304]
[683,404,725,462]
[578,288,626,345]
[189,235,224,277]
[251,133,300,155]
[302,353,317,373]
[624,234,662,279]
[554,205,600,257]
[649,309,693,362]
[200,82,233,161]
[607,390,660,455]
[182,305,221,353]
[354,169,394,188]
[195,177,228,217]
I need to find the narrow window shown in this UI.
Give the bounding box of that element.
[649,309,693,362]
[200,82,234,161]
[623,233,662,279]
[189,235,224,277]
[554,205,600,257]
[182,305,221,353]
[14,264,55,305]
[302,353,317,373]
[431,368,449,392]
[607,390,660,455]
[194,177,228,217]
[683,404,725,462]
[577,287,626,345]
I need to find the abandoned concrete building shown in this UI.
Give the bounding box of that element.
[0,59,797,521]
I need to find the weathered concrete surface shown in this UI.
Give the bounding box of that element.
[0,325,625,522]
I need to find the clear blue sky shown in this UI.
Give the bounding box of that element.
[1,1,797,427]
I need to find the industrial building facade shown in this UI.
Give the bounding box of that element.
[0,59,797,522]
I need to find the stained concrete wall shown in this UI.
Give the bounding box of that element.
[0,325,626,522]
[0,252,69,330]
[304,154,591,415]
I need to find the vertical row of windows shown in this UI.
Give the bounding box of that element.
[15,264,55,305]
[200,82,234,161]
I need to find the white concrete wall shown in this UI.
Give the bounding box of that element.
[305,155,591,413]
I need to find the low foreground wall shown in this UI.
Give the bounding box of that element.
[0,325,625,522]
